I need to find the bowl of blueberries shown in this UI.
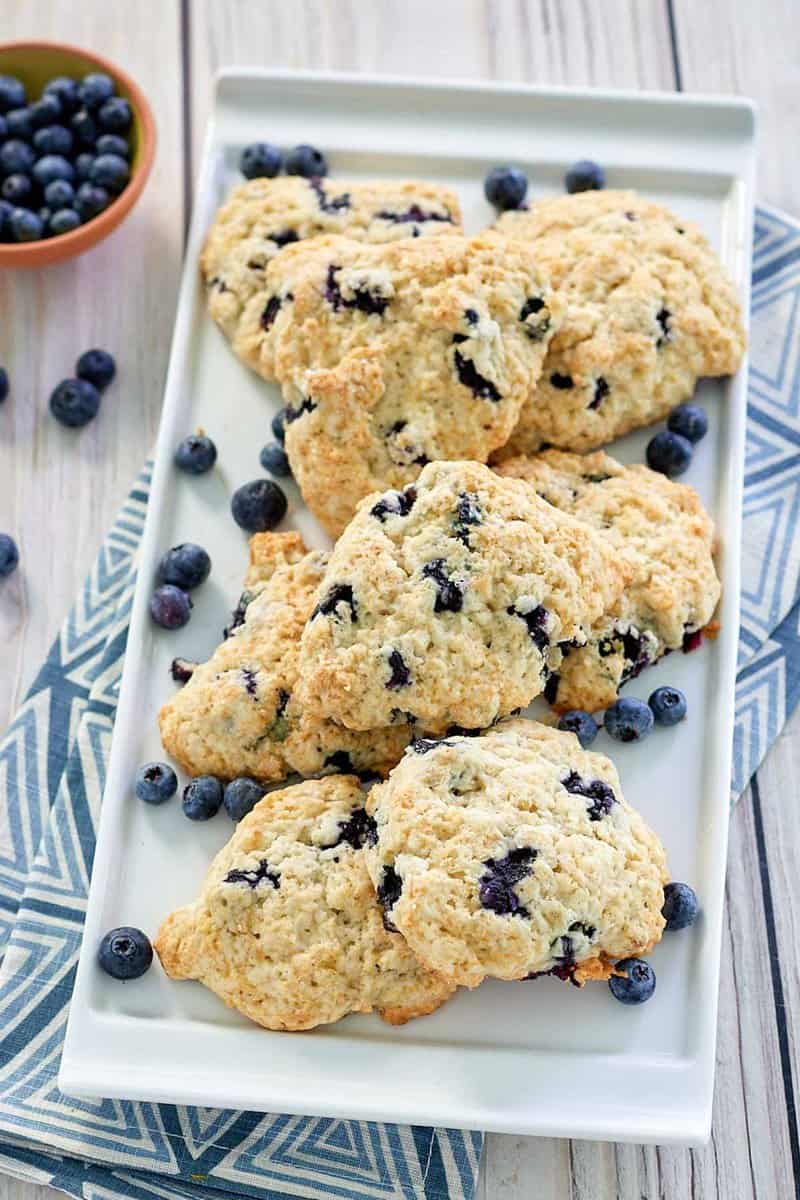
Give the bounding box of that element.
[0,40,156,266]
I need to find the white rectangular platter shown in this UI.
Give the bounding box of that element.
[60,70,756,1145]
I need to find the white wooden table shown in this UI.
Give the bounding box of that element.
[1,3,799,1197]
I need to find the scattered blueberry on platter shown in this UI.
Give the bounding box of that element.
[239,141,327,180]
[649,685,687,726]
[603,697,654,743]
[259,441,291,477]
[484,165,528,211]
[557,709,599,749]
[174,433,217,474]
[662,882,699,931]
[565,159,605,193]
[182,775,224,821]
[150,583,193,630]
[223,777,266,821]
[231,478,288,532]
[97,925,153,980]
[608,957,656,1005]
[0,532,19,577]
[646,428,694,477]
[157,543,211,591]
[135,761,178,805]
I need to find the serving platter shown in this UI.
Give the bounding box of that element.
[60,69,756,1144]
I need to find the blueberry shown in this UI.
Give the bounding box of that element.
[0,76,27,114]
[44,178,75,209]
[50,208,80,236]
[223,777,266,821]
[0,533,19,577]
[174,433,217,474]
[70,108,98,145]
[78,72,116,110]
[0,199,12,239]
[565,160,606,193]
[96,133,129,158]
[74,152,95,181]
[667,403,708,444]
[231,479,287,532]
[97,926,152,980]
[484,166,528,211]
[38,206,52,229]
[259,441,291,477]
[33,154,75,187]
[182,775,223,821]
[75,181,110,220]
[49,378,101,426]
[43,76,80,114]
[662,882,699,931]
[135,761,178,805]
[149,584,192,630]
[10,207,43,242]
[271,407,287,443]
[0,367,7,401]
[89,152,129,192]
[33,123,73,156]
[0,138,35,174]
[76,347,116,390]
[557,710,599,749]
[5,107,32,140]
[604,696,654,743]
[240,141,283,179]
[29,94,62,128]
[2,175,34,207]
[285,143,328,178]
[608,957,656,1005]
[646,430,693,478]
[98,96,132,132]
[157,542,211,590]
[648,685,687,727]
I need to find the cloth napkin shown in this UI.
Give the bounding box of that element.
[0,203,798,1200]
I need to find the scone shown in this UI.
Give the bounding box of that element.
[496,449,721,711]
[297,460,627,735]
[365,719,668,989]
[202,176,463,346]
[242,231,562,535]
[158,531,411,783]
[155,775,455,1030]
[493,190,745,456]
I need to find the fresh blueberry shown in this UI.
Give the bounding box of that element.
[89,152,129,192]
[97,926,153,980]
[75,181,110,220]
[285,143,328,178]
[648,685,687,726]
[0,199,12,239]
[5,107,32,140]
[604,696,654,743]
[0,138,35,174]
[78,72,116,110]
[44,178,75,209]
[33,123,73,156]
[608,957,656,1005]
[565,159,606,193]
[271,407,287,443]
[74,152,95,181]
[667,403,708,444]
[174,433,217,474]
[50,208,80,236]
[149,584,192,630]
[49,378,101,426]
[157,542,211,590]
[662,882,699,931]
[646,430,693,478]
[223,777,266,821]
[29,94,62,128]
[135,761,178,805]
[43,76,80,114]
[0,533,19,577]
[98,96,131,132]
[231,478,287,532]
[10,207,43,242]
[38,206,52,230]
[259,441,291,477]
[96,133,129,158]
[70,108,98,145]
[0,366,7,401]
[2,174,34,206]
[182,775,223,821]
[76,347,116,390]
[0,76,27,114]
[240,141,283,179]
[557,709,599,749]
[33,154,75,187]
[484,166,528,211]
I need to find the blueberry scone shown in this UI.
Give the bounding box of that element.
[242,231,562,535]
[496,449,721,711]
[155,775,455,1030]
[493,190,746,456]
[364,720,668,989]
[158,531,411,783]
[202,176,462,347]
[297,460,627,735]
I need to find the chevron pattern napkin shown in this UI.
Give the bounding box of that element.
[0,204,798,1200]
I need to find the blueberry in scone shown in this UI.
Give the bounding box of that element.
[297,460,626,735]
[364,719,668,988]
[154,774,455,1030]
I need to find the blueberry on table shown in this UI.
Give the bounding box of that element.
[50,208,80,236]
[646,430,693,478]
[0,366,7,401]
[10,208,44,242]
[223,777,266,821]
[29,94,62,128]
[174,433,217,474]
[76,347,116,390]
[150,584,192,630]
[98,926,153,980]
[70,108,98,145]
[98,96,132,132]
[259,441,291,477]
[285,143,328,178]
[667,403,708,444]
[648,685,687,726]
[603,696,654,743]
[231,478,288,532]
[0,533,19,577]
[49,378,101,426]
[0,75,27,113]
[608,957,656,1005]
[135,761,178,805]
[182,775,223,821]
[565,159,606,193]
[158,542,211,590]
[33,123,74,156]
[78,72,116,110]
[0,138,35,174]
[662,882,699,931]
[240,141,283,179]
[33,153,75,187]
[271,407,287,444]
[484,165,528,211]
[89,152,130,192]
[74,152,95,181]
[44,178,75,209]
[43,76,80,114]
[96,133,130,159]
[5,107,32,140]
[2,175,34,207]
[557,709,599,749]
[75,182,110,221]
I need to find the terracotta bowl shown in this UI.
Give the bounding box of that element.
[0,41,156,268]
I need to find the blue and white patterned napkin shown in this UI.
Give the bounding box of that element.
[0,204,797,1200]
